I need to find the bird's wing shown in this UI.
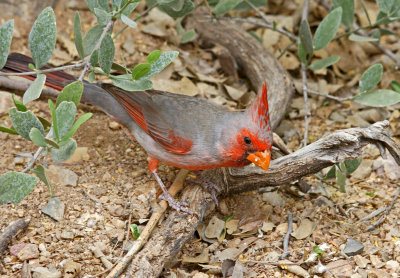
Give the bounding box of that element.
[105,86,196,154]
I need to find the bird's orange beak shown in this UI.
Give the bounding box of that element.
[247,149,271,171]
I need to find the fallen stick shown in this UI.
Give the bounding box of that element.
[0,219,30,256]
[107,170,189,278]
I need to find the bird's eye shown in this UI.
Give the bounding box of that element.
[243,136,252,145]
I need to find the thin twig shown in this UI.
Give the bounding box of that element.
[113,3,159,39]
[318,0,400,69]
[218,17,298,41]
[366,187,400,231]
[280,213,293,259]
[300,0,310,147]
[0,62,86,77]
[244,260,300,266]
[21,128,53,173]
[308,89,352,102]
[106,169,189,278]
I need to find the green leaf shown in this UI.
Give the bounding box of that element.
[353,89,400,107]
[233,0,265,10]
[99,34,115,75]
[51,138,77,162]
[159,0,194,18]
[28,7,57,68]
[0,126,18,135]
[147,50,161,64]
[98,0,110,11]
[132,63,151,80]
[390,80,400,92]
[325,165,336,179]
[85,0,97,13]
[32,165,53,197]
[94,8,111,25]
[22,73,46,104]
[74,12,85,60]
[56,81,84,107]
[121,14,137,28]
[297,43,308,64]
[308,56,340,71]
[9,108,44,140]
[345,158,362,175]
[122,2,139,16]
[332,0,354,27]
[336,163,346,193]
[139,51,179,80]
[56,101,76,139]
[110,76,153,91]
[349,34,379,42]
[60,113,93,142]
[313,7,342,51]
[299,20,313,57]
[181,29,196,44]
[12,94,27,112]
[130,224,141,240]
[313,245,325,258]
[88,71,95,82]
[29,127,47,147]
[44,138,59,149]
[83,24,105,57]
[90,49,99,66]
[212,0,242,14]
[376,0,392,14]
[0,172,38,204]
[359,64,383,92]
[38,116,51,130]
[0,20,14,70]
[48,99,59,141]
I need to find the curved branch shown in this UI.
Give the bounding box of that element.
[127,121,400,276]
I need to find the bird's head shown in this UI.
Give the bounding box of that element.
[222,81,273,170]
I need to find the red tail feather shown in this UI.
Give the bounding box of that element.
[3,53,76,91]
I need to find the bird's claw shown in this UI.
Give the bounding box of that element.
[188,173,220,207]
[159,193,194,215]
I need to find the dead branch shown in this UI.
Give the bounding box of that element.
[186,8,294,129]
[0,219,30,256]
[126,121,400,277]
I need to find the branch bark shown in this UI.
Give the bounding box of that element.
[186,8,294,129]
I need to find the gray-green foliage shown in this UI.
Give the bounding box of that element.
[323,158,362,192]
[51,138,77,163]
[1,0,179,205]
[99,34,115,75]
[9,108,45,140]
[28,7,57,68]
[0,172,38,204]
[22,73,46,104]
[0,20,14,70]
[313,7,343,51]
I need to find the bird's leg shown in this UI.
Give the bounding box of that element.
[188,171,221,206]
[148,157,193,214]
[152,171,193,214]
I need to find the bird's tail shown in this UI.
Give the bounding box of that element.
[2,53,134,128]
[3,53,76,91]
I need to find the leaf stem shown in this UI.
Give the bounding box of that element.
[0,62,86,77]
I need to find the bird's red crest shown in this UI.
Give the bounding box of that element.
[250,81,270,132]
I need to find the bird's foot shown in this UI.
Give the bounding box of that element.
[188,172,221,206]
[159,192,193,215]
[152,170,194,215]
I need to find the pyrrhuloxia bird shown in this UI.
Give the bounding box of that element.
[3,53,273,213]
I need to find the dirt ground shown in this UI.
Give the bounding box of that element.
[1,0,400,277]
